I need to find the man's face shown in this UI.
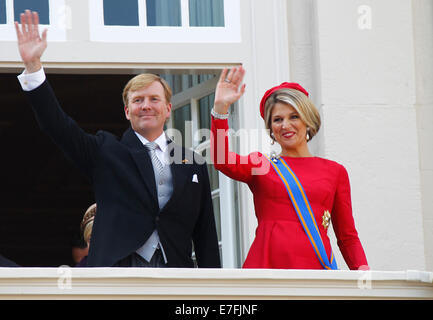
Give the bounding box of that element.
[124,81,172,141]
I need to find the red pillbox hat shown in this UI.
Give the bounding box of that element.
[259,82,309,119]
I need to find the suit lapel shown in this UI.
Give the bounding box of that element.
[121,128,158,206]
[131,149,159,205]
[162,143,190,211]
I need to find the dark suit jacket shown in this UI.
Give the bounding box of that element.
[25,80,221,268]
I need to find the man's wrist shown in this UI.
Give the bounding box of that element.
[24,60,42,74]
[18,66,46,91]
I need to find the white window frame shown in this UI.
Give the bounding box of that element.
[89,0,241,43]
[0,0,67,41]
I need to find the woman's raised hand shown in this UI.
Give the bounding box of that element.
[14,10,47,73]
[213,66,246,114]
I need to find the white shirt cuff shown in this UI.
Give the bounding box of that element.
[17,67,46,91]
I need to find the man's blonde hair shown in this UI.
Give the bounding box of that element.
[122,74,172,107]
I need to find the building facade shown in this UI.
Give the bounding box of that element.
[0,0,432,271]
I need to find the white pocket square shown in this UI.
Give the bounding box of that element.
[192,174,199,183]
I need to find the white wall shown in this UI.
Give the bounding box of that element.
[413,0,433,271]
[314,0,427,270]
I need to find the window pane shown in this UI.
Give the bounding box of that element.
[146,0,181,26]
[198,92,215,132]
[14,0,49,24]
[173,104,191,148]
[103,0,139,26]
[207,162,219,191]
[212,196,221,242]
[0,0,6,24]
[172,74,182,94]
[189,0,224,27]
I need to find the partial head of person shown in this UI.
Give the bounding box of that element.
[81,203,97,246]
[260,82,320,156]
[123,74,173,141]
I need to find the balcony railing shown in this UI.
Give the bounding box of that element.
[0,268,432,299]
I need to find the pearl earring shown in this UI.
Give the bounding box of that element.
[270,132,275,145]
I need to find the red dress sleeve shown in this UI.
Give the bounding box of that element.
[210,117,267,184]
[331,165,369,270]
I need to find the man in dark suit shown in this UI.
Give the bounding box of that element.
[14,10,221,268]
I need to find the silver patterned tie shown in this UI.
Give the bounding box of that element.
[145,141,164,176]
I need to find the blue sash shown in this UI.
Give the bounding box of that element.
[266,155,338,270]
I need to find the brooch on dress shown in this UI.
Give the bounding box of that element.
[322,210,331,229]
[270,152,280,163]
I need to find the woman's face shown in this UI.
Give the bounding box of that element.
[270,102,308,154]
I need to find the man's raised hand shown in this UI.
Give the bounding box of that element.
[14,10,47,73]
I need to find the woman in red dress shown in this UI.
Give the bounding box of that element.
[211,66,368,270]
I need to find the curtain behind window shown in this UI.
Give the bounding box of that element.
[146,0,181,26]
[189,0,224,27]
